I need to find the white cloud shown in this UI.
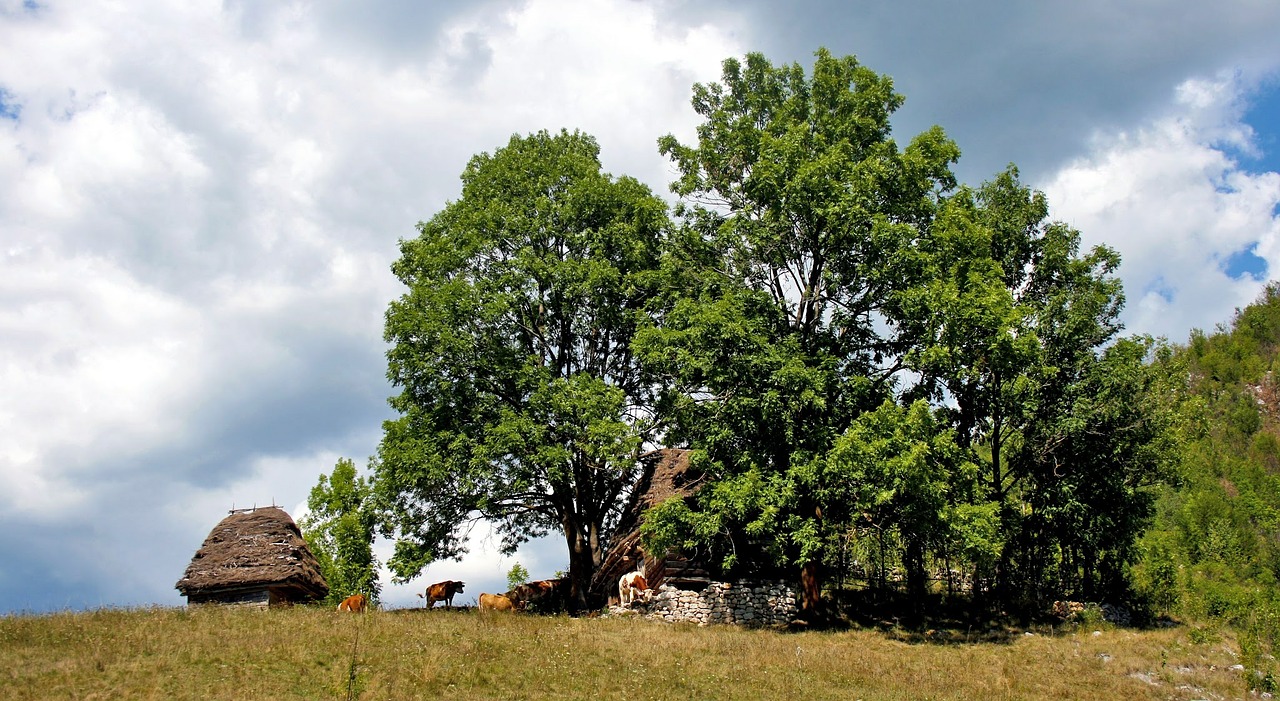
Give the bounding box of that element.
[0,250,205,518]
[1043,71,1280,342]
[4,0,1277,614]
[0,0,743,612]
[419,0,740,190]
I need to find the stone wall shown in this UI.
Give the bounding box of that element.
[611,580,798,626]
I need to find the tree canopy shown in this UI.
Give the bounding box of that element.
[637,48,962,612]
[373,129,670,608]
[637,49,1175,615]
[367,49,1183,621]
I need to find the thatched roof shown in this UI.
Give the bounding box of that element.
[590,448,705,598]
[175,507,328,601]
[627,448,701,515]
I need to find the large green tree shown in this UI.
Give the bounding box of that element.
[639,49,1175,617]
[907,168,1176,604]
[637,48,960,614]
[374,129,670,609]
[921,167,1177,606]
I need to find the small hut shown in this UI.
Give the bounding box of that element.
[175,506,329,608]
[590,448,712,603]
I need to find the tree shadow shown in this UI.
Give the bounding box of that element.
[784,588,1050,644]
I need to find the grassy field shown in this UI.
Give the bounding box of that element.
[0,605,1256,700]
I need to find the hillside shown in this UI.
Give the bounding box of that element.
[0,605,1256,700]
[1132,282,1280,689]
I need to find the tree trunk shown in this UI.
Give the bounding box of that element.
[796,492,825,619]
[800,560,822,619]
[589,520,602,569]
[905,537,927,604]
[562,521,595,614]
[990,416,1004,500]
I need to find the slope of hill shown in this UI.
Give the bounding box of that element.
[1134,281,1280,690]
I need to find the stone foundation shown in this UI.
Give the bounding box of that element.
[609,580,798,626]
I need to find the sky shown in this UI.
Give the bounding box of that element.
[1,0,1279,614]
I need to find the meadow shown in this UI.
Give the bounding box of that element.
[0,605,1255,700]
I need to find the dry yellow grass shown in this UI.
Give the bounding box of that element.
[0,605,1255,700]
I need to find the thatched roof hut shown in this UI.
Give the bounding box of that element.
[175,506,329,608]
[590,448,711,603]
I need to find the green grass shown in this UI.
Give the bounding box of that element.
[0,605,1254,700]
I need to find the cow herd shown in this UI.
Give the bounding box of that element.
[335,570,653,614]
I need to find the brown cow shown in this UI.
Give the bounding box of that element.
[505,578,569,612]
[418,580,465,609]
[337,594,368,613]
[478,592,515,612]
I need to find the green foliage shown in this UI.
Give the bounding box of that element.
[506,562,530,591]
[1075,603,1106,629]
[639,48,961,610]
[822,400,973,596]
[1241,606,1280,692]
[300,457,381,606]
[640,497,724,562]
[366,46,1199,621]
[374,129,671,606]
[1137,282,1280,636]
[636,48,1177,615]
[905,164,1177,606]
[1133,533,1182,617]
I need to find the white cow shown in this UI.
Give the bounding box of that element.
[619,571,650,606]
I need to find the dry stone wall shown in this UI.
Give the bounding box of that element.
[611,580,798,626]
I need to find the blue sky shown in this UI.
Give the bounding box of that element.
[1,0,1279,614]
[0,88,18,120]
[1223,243,1268,283]
[1220,79,1280,281]
[1243,80,1280,175]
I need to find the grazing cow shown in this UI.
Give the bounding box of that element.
[478,593,515,612]
[337,594,368,613]
[619,571,649,606]
[418,580,465,609]
[506,578,570,613]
